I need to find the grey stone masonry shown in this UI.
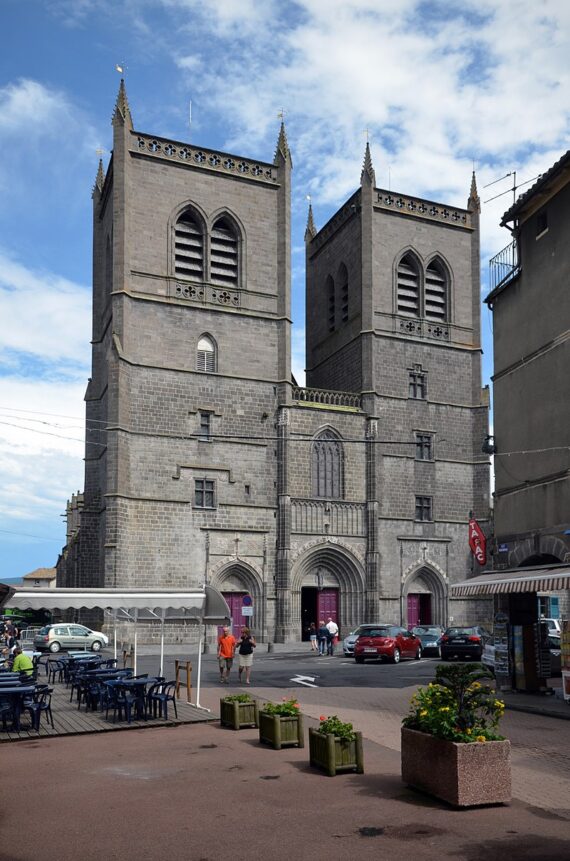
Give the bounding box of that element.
[57,82,491,642]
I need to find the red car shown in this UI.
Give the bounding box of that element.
[354,625,422,664]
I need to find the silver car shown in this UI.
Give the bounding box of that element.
[343,624,390,656]
[34,623,109,653]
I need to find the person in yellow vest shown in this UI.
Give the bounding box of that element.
[11,646,34,677]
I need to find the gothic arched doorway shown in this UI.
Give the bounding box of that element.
[210,561,263,640]
[403,566,447,629]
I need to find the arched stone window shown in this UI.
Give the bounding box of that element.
[425,258,448,321]
[174,209,204,280]
[397,253,420,317]
[326,275,335,332]
[312,429,344,499]
[338,263,349,322]
[196,334,217,373]
[210,216,239,287]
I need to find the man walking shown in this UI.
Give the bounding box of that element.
[217,626,237,684]
[326,617,339,656]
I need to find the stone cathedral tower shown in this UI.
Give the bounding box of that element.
[58,82,491,641]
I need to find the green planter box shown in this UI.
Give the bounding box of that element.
[258,710,305,749]
[308,727,364,776]
[219,698,259,730]
[401,727,511,807]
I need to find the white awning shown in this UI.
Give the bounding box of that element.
[451,564,570,597]
[0,584,230,621]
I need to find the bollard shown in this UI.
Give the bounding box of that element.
[267,642,274,653]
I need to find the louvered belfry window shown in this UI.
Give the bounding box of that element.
[174,210,204,280]
[312,430,344,499]
[425,259,448,321]
[326,275,335,332]
[197,335,216,373]
[397,254,420,317]
[210,217,238,287]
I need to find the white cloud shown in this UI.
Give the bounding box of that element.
[0,78,73,135]
[0,251,91,366]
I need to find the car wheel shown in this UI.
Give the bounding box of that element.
[91,640,102,652]
[392,648,400,664]
[415,646,422,660]
[49,641,61,653]
[355,657,365,664]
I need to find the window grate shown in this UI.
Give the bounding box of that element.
[175,212,204,280]
[210,218,238,287]
[397,256,420,317]
[425,261,447,321]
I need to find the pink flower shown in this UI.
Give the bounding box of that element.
[319,715,327,722]
[293,703,300,709]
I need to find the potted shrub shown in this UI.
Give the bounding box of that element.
[309,715,364,776]
[219,693,259,730]
[401,663,511,807]
[258,697,304,749]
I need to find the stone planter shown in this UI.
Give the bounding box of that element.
[258,710,304,749]
[308,727,364,776]
[219,698,259,730]
[401,727,511,807]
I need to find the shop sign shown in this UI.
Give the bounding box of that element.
[468,517,487,566]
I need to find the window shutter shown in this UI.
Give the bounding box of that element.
[175,211,204,279]
[397,256,420,317]
[210,218,238,287]
[425,261,447,321]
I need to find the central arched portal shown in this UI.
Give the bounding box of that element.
[403,566,447,628]
[292,543,366,639]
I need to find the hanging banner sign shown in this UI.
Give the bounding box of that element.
[468,518,487,566]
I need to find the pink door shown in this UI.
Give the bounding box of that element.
[220,593,247,641]
[317,590,339,630]
[407,594,420,629]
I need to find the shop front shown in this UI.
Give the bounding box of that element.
[451,563,570,693]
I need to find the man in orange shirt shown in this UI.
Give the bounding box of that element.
[217,626,237,684]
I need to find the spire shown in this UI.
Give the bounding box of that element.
[468,170,480,212]
[92,159,105,199]
[304,202,316,242]
[273,120,292,167]
[112,78,133,129]
[360,141,376,187]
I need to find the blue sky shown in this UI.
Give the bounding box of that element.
[0,0,568,579]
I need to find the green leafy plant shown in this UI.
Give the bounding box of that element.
[262,697,301,716]
[317,714,356,742]
[222,693,254,703]
[403,663,506,743]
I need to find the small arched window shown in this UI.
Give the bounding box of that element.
[326,275,335,332]
[397,254,420,317]
[338,263,348,322]
[210,216,238,287]
[312,430,344,499]
[197,335,216,373]
[174,209,204,280]
[425,259,448,321]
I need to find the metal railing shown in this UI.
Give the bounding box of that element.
[489,239,519,294]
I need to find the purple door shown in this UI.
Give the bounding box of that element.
[317,589,339,630]
[220,592,247,641]
[407,594,420,629]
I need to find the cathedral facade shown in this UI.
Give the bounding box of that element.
[57,83,491,641]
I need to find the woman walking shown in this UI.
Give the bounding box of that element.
[317,620,328,656]
[309,622,318,652]
[237,627,256,685]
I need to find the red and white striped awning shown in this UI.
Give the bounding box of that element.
[451,564,570,597]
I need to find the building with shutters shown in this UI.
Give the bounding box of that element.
[57,82,491,641]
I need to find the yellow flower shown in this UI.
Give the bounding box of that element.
[419,710,428,717]
[476,735,486,743]
[495,700,505,709]
[465,728,472,734]
[439,706,450,712]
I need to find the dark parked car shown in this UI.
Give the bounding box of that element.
[411,625,445,656]
[354,625,422,664]
[440,626,491,661]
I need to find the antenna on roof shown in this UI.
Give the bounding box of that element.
[483,170,541,205]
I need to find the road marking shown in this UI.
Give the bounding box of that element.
[290,674,318,688]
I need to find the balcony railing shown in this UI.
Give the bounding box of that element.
[291,498,366,536]
[489,239,520,294]
[292,387,362,409]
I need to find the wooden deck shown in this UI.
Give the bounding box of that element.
[0,678,215,742]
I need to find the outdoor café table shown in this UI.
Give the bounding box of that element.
[0,685,36,731]
[105,677,159,722]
